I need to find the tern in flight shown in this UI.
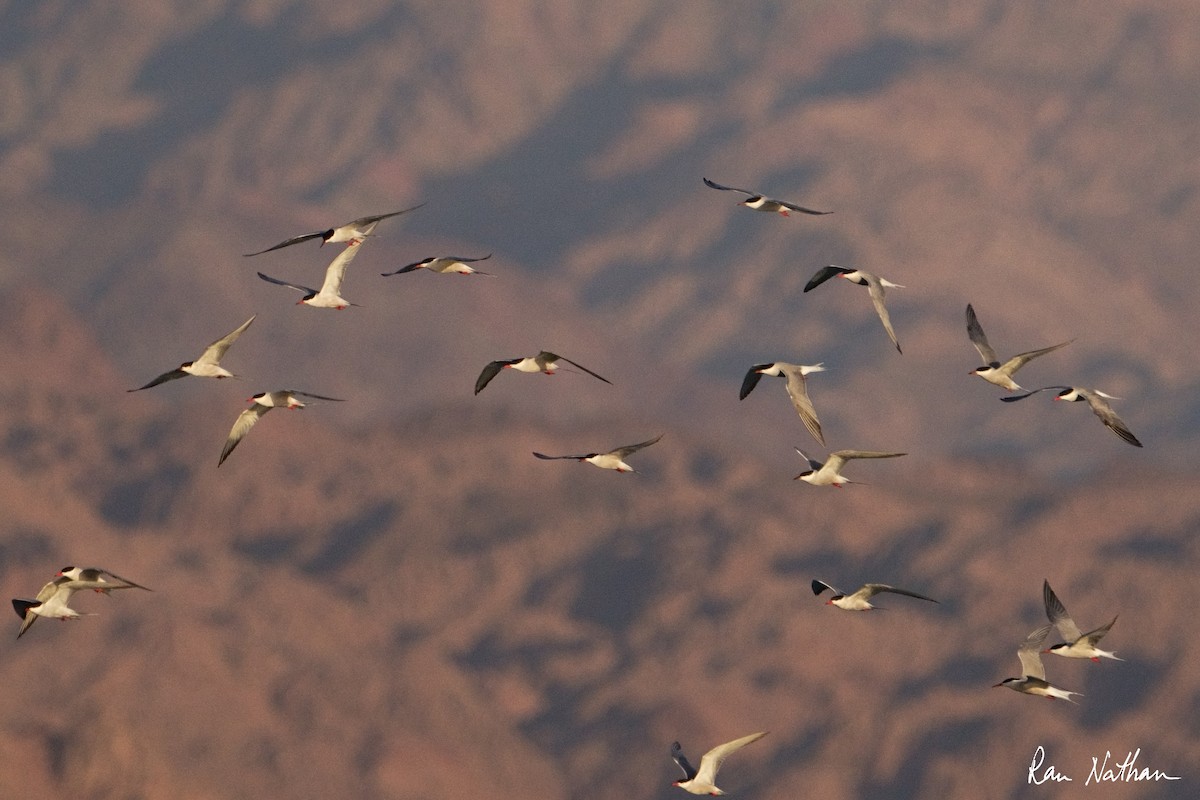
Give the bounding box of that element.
[475,351,611,395]
[966,304,1073,390]
[671,732,768,795]
[793,448,906,487]
[258,231,372,309]
[739,362,826,445]
[382,254,494,276]
[533,434,662,473]
[219,390,345,466]
[12,577,91,638]
[993,623,1082,702]
[128,315,255,391]
[56,567,151,594]
[1042,580,1121,662]
[243,203,425,256]
[811,579,938,610]
[1001,386,1142,447]
[702,177,831,216]
[804,265,905,353]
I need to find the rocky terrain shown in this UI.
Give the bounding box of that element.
[0,2,1197,798]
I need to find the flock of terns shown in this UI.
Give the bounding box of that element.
[11,177,1139,794]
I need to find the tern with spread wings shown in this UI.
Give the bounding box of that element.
[219,390,344,466]
[475,351,611,395]
[244,203,424,256]
[671,732,768,795]
[804,265,905,353]
[382,254,494,276]
[1042,580,1121,662]
[258,231,372,309]
[128,315,255,391]
[703,177,831,216]
[793,448,906,487]
[533,435,662,473]
[811,579,938,610]
[993,623,1082,702]
[966,304,1073,390]
[1002,386,1142,447]
[739,362,826,445]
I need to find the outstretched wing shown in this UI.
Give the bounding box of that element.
[783,367,824,445]
[243,231,325,257]
[863,584,938,603]
[1003,340,1073,373]
[474,360,515,395]
[702,177,755,196]
[811,579,838,597]
[257,272,316,295]
[1017,624,1052,680]
[671,742,698,781]
[1043,580,1083,642]
[611,434,663,458]
[778,199,833,215]
[197,315,256,367]
[128,367,187,392]
[1083,391,1142,447]
[219,404,271,467]
[695,731,768,786]
[999,386,1069,403]
[321,233,370,295]
[556,356,612,385]
[965,304,998,365]
[532,451,594,461]
[864,276,902,353]
[803,265,851,293]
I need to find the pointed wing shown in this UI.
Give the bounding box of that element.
[219,404,271,467]
[803,265,851,293]
[1083,391,1142,447]
[864,276,902,353]
[1002,339,1073,373]
[321,232,370,295]
[243,231,325,257]
[532,451,595,461]
[258,272,316,295]
[611,434,663,458]
[474,360,515,394]
[128,367,188,392]
[783,367,824,445]
[196,315,256,368]
[1043,580,1083,643]
[739,365,770,400]
[76,569,152,592]
[999,386,1069,403]
[695,731,768,786]
[702,177,755,196]
[1018,624,1052,680]
[1082,615,1118,646]
[351,203,426,228]
[793,447,822,471]
[778,199,832,215]
[380,260,425,276]
[556,356,612,385]
[829,450,907,461]
[862,583,938,603]
[288,391,345,402]
[965,304,999,365]
[811,579,838,597]
[671,742,698,781]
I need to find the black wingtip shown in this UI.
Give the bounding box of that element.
[811,580,830,596]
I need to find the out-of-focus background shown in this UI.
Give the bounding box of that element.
[0,2,1197,797]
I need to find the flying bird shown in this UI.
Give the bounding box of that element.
[1001,386,1142,447]
[671,732,768,795]
[243,203,425,256]
[793,448,906,487]
[811,579,938,610]
[966,304,1073,390]
[128,315,255,391]
[12,577,91,639]
[257,231,372,309]
[739,362,826,445]
[475,351,611,395]
[57,566,151,594]
[219,390,345,466]
[992,623,1082,702]
[804,265,905,353]
[533,434,662,473]
[702,177,831,216]
[1042,580,1121,662]
[382,254,494,276]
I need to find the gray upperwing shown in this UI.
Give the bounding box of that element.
[1018,624,1052,679]
[965,304,998,365]
[1043,580,1083,642]
[612,434,663,458]
[783,368,824,445]
[558,356,612,385]
[865,277,902,353]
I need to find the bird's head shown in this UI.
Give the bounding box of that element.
[1054,388,1082,402]
[318,228,336,245]
[56,566,78,579]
